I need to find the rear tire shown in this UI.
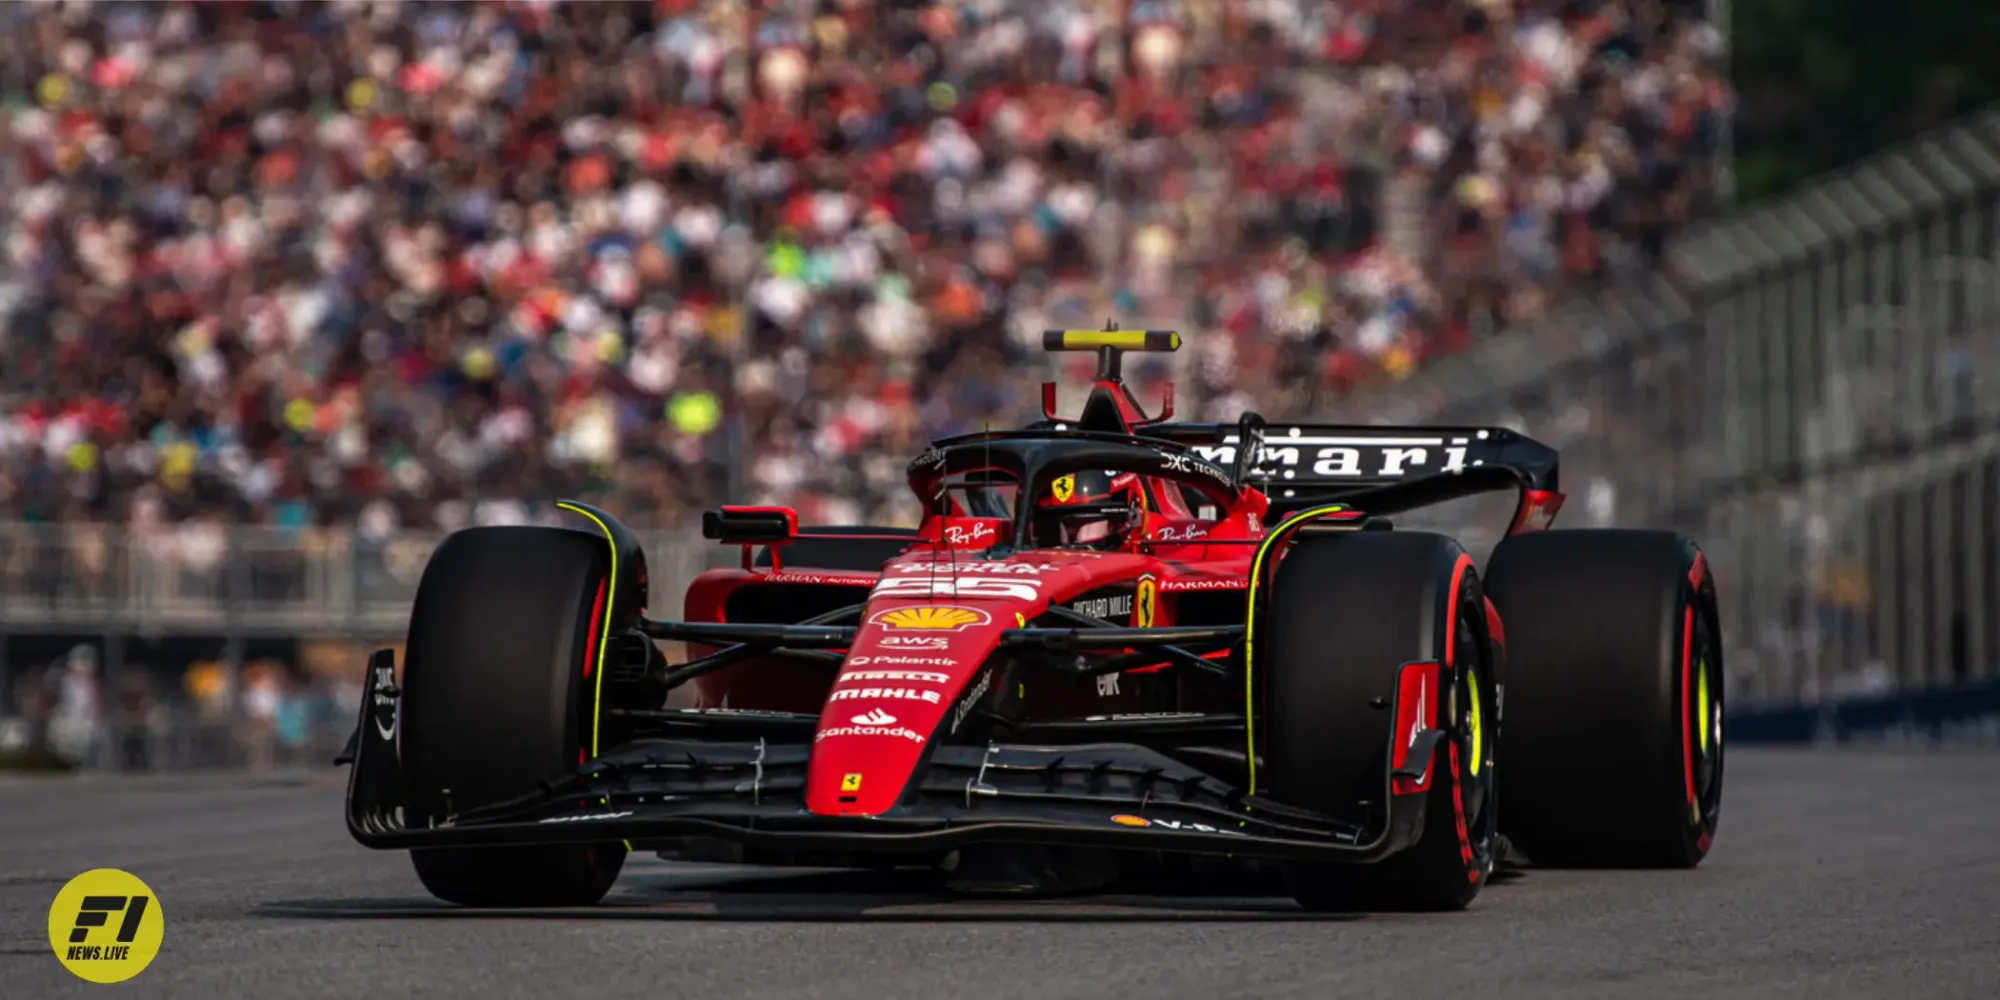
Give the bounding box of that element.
[400,526,627,906]
[1485,529,1723,868]
[1263,531,1500,912]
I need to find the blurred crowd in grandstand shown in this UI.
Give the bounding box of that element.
[0,0,1729,538]
[3,641,354,771]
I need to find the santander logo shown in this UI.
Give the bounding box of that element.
[852,708,897,726]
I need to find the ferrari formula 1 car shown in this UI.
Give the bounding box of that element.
[339,328,1724,912]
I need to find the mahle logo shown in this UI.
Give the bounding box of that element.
[48,868,164,983]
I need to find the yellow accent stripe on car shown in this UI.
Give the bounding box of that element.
[1467,666,1484,777]
[556,501,617,759]
[1697,657,1711,755]
[1242,503,1355,796]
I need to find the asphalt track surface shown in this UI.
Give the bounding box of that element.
[2,749,1997,1000]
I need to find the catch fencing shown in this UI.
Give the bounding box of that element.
[0,522,714,640]
[1329,110,2000,728]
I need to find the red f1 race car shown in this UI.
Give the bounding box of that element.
[340,328,1724,912]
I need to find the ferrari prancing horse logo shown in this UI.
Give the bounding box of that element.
[1051,475,1075,503]
[1134,576,1157,628]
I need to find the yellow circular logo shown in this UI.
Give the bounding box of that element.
[48,868,163,984]
[1051,475,1075,503]
[1111,814,1150,827]
[871,605,991,631]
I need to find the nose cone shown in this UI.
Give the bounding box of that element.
[806,602,1007,816]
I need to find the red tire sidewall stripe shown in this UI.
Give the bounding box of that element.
[579,577,609,766]
[1442,553,1472,656]
[1682,555,1713,845]
[1680,603,1697,815]
[1449,740,1476,880]
[1443,552,1477,875]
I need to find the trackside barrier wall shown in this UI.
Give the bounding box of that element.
[0,524,712,772]
[1322,109,2000,746]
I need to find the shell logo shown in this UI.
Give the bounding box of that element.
[868,605,993,631]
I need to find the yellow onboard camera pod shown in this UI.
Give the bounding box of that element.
[1042,329,1182,353]
[1039,323,1181,420]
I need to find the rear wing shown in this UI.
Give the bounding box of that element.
[1145,422,1560,498]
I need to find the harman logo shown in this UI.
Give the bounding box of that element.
[869,606,992,631]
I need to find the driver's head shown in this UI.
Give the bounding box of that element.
[1042,470,1115,509]
[1036,471,1140,548]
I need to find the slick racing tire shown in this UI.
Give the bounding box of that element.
[753,525,917,571]
[1484,529,1723,868]
[400,526,627,906]
[1262,531,1500,912]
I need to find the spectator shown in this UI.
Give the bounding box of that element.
[0,0,1728,534]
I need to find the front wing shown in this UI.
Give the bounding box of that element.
[344,652,1443,865]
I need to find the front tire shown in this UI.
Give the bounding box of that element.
[400,526,627,906]
[1485,529,1723,868]
[1262,531,1500,912]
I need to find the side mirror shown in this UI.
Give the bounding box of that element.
[702,506,800,570]
[701,505,799,543]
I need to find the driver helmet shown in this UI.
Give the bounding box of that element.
[1035,470,1143,548]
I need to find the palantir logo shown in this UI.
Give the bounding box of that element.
[47,868,164,983]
